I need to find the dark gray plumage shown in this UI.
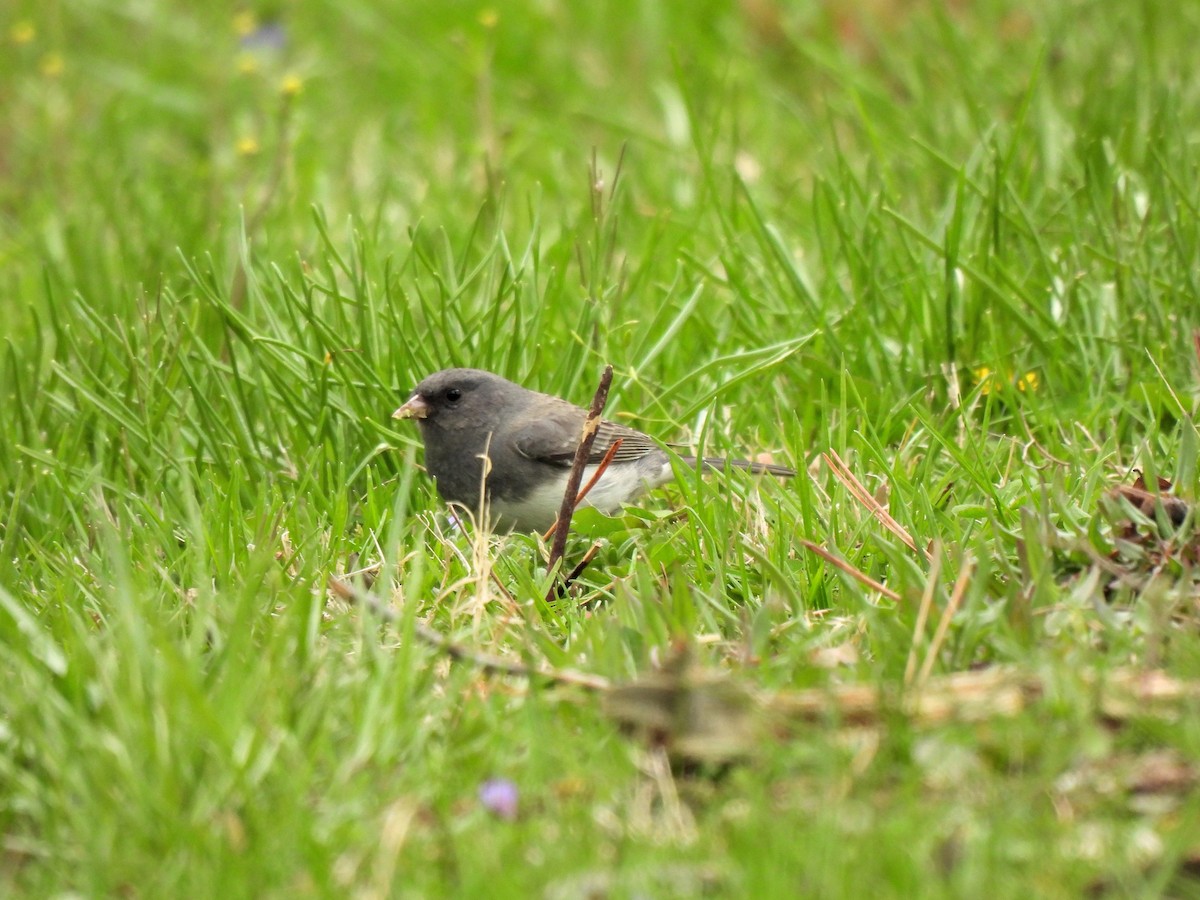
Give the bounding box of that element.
[394,368,793,532]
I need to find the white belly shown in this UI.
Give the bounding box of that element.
[493,458,674,530]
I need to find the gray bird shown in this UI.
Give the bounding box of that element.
[394,368,793,532]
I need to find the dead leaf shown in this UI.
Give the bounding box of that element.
[1107,472,1190,528]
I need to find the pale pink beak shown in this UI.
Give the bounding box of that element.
[393,396,431,420]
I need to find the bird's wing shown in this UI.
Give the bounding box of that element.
[512,406,661,467]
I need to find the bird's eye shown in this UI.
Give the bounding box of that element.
[445,388,462,403]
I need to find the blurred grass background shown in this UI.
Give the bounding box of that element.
[3,0,1200,895]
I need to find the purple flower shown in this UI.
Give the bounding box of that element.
[478,778,519,821]
[240,21,287,52]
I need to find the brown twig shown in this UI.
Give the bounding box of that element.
[798,538,902,602]
[540,437,624,543]
[328,576,610,691]
[557,540,604,598]
[545,365,614,584]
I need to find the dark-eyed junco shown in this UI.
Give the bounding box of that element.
[394,368,793,532]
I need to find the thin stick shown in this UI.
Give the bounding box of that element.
[798,538,902,603]
[540,437,624,543]
[557,540,604,598]
[328,576,610,691]
[546,365,614,580]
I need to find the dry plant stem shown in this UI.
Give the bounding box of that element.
[916,554,975,686]
[904,543,943,685]
[823,449,928,560]
[545,365,614,578]
[540,437,625,543]
[485,568,518,609]
[328,576,610,691]
[798,538,902,602]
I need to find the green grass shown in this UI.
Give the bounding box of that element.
[4,0,1200,895]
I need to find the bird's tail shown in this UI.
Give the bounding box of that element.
[679,456,795,478]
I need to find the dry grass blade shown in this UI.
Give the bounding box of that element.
[824,449,928,560]
[915,554,975,686]
[798,538,902,602]
[904,542,942,685]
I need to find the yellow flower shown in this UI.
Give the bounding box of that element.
[478,9,499,27]
[237,53,260,75]
[39,52,64,77]
[10,21,35,44]
[236,136,261,157]
[233,11,258,37]
[975,366,1040,395]
[280,73,303,97]
[974,366,996,396]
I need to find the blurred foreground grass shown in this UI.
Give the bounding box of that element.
[3,1,1200,895]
